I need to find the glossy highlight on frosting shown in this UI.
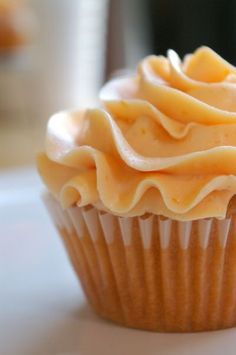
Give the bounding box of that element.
[37,47,236,220]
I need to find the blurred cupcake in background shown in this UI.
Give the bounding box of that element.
[0,0,35,53]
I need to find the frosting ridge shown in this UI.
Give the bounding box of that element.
[37,47,236,220]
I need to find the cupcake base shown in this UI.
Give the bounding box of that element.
[44,194,236,332]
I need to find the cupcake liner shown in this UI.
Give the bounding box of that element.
[43,193,236,332]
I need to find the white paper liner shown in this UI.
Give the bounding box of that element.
[43,193,236,332]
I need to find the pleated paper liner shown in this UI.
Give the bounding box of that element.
[44,193,236,332]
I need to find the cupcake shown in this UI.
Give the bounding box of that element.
[37,47,236,332]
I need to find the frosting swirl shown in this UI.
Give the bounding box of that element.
[37,47,236,220]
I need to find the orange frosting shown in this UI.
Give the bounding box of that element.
[37,47,236,220]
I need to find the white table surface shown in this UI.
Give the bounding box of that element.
[1,167,236,355]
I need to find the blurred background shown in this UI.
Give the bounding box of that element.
[0,0,235,169]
